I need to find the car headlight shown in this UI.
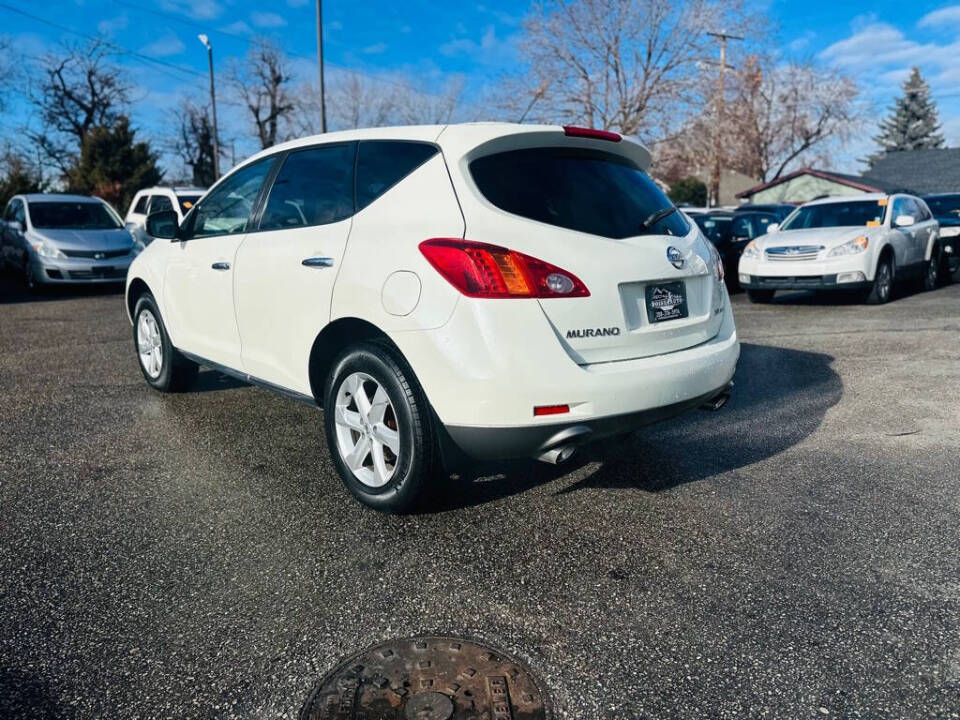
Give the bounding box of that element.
[741,240,760,260]
[828,236,869,257]
[32,241,67,259]
[940,226,960,237]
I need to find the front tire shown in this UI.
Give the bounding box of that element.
[133,293,198,392]
[922,245,941,292]
[746,289,775,303]
[865,255,894,304]
[323,341,437,513]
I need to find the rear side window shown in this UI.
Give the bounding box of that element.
[260,143,356,231]
[356,141,438,211]
[149,195,173,213]
[469,147,690,239]
[133,195,148,214]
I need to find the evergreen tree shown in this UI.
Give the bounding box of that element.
[871,67,944,165]
[67,116,162,212]
[668,177,708,207]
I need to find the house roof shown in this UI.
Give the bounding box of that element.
[862,149,960,195]
[736,168,895,199]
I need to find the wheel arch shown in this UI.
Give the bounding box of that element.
[875,241,896,279]
[126,277,152,324]
[308,317,406,403]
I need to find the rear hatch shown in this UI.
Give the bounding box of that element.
[459,135,724,364]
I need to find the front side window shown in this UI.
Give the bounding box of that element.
[188,159,273,238]
[356,141,438,211]
[177,195,201,214]
[259,143,356,231]
[781,200,887,230]
[133,195,149,214]
[890,197,911,223]
[28,201,122,230]
[150,195,174,213]
[469,147,690,239]
[732,212,777,240]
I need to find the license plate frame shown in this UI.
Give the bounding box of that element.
[645,281,689,324]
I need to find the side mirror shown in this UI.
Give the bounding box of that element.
[894,214,915,228]
[146,210,181,240]
[10,220,24,233]
[767,223,779,233]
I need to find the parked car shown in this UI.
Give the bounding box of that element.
[125,186,205,250]
[922,193,960,280]
[690,210,739,286]
[0,194,135,286]
[126,123,739,512]
[734,203,795,221]
[738,193,941,304]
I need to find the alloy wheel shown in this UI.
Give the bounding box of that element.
[137,309,163,378]
[333,372,401,488]
[877,263,891,302]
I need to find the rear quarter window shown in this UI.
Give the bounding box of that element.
[469,147,689,239]
[356,141,438,211]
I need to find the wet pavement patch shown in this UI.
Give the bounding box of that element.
[299,636,549,719]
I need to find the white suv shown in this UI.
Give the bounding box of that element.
[738,193,941,304]
[125,186,205,250]
[126,123,739,511]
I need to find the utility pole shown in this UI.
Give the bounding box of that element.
[198,34,220,180]
[706,30,742,207]
[316,0,327,133]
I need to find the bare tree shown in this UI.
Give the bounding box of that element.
[27,40,131,174]
[228,38,296,149]
[726,57,863,181]
[170,98,219,187]
[509,0,756,141]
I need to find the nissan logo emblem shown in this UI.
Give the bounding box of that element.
[666,246,684,269]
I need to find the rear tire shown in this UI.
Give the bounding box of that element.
[133,293,198,392]
[746,289,775,304]
[323,340,437,513]
[865,255,894,304]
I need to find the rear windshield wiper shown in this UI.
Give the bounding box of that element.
[639,206,677,232]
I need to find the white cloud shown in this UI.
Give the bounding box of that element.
[251,11,288,28]
[918,5,960,29]
[141,33,185,58]
[362,42,388,55]
[787,31,815,53]
[818,22,936,71]
[158,0,222,21]
[97,13,128,36]
[330,20,343,31]
[439,25,499,57]
[220,20,253,35]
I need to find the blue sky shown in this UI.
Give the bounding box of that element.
[2,0,960,176]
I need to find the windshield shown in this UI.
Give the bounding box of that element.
[29,201,122,230]
[781,200,886,230]
[178,195,201,214]
[924,195,960,218]
[470,147,690,239]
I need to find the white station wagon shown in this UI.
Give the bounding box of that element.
[126,123,739,511]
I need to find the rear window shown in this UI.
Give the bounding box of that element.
[469,147,689,239]
[29,201,122,230]
[924,195,960,217]
[781,200,886,230]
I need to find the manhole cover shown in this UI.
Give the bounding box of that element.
[300,636,549,719]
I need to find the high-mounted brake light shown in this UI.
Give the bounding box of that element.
[419,239,590,299]
[563,125,622,142]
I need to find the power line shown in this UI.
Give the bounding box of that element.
[0,2,205,83]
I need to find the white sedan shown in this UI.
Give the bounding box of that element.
[125,123,739,512]
[738,193,941,304]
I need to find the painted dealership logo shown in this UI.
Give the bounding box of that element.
[666,246,684,269]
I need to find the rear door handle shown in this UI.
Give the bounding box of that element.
[211,262,230,271]
[302,257,334,268]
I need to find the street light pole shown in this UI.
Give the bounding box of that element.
[198,34,221,180]
[316,0,327,133]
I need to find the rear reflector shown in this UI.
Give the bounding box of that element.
[419,239,589,299]
[534,404,570,416]
[563,125,622,142]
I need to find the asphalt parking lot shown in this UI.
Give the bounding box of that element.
[1,274,959,719]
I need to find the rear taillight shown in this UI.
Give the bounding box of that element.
[419,239,590,299]
[563,125,622,142]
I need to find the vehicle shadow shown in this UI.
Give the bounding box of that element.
[429,342,842,510]
[0,666,73,720]
[0,269,123,305]
[190,369,249,393]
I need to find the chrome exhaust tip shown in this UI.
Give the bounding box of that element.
[700,391,730,411]
[536,444,577,465]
